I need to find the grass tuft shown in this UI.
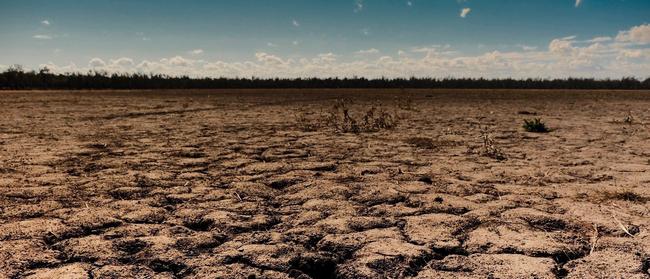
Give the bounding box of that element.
[523,118,550,133]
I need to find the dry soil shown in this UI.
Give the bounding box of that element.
[0,89,649,278]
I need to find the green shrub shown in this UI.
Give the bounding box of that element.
[523,118,550,133]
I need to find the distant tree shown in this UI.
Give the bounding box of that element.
[0,67,649,90]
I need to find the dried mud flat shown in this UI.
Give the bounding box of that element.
[1,89,649,279]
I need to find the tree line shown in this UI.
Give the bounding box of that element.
[1,65,649,90]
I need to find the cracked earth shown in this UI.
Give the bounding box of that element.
[0,89,649,278]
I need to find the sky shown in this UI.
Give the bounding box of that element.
[1,0,649,78]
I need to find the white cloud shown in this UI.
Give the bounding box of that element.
[38,62,78,73]
[267,42,278,47]
[255,52,288,66]
[587,36,612,43]
[407,1,412,7]
[292,41,300,46]
[575,0,582,7]
[460,8,471,18]
[314,53,337,64]
[41,20,50,26]
[356,48,380,55]
[89,58,106,68]
[164,56,194,67]
[189,49,204,55]
[616,24,650,44]
[34,24,650,80]
[519,45,538,51]
[549,38,575,55]
[33,35,52,40]
[111,57,135,67]
[292,19,300,27]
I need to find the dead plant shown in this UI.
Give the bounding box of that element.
[325,99,397,133]
[623,111,634,125]
[480,128,507,161]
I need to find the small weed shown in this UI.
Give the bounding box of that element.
[480,129,507,161]
[523,118,550,133]
[623,111,634,125]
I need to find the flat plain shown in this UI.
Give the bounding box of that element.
[0,89,649,278]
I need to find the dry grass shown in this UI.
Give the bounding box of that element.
[479,129,507,161]
[325,99,397,133]
[294,99,398,133]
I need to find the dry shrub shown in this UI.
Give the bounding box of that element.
[610,111,638,126]
[325,99,397,133]
[480,129,507,161]
[623,111,634,124]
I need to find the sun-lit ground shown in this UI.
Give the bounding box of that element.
[1,89,649,278]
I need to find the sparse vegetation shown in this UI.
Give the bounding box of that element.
[480,129,507,161]
[325,99,397,133]
[523,118,550,133]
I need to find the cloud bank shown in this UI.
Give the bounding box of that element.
[37,25,650,79]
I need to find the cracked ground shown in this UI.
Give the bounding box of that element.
[0,89,649,278]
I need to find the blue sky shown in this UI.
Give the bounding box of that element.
[1,0,649,78]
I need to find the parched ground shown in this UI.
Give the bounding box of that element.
[0,89,649,279]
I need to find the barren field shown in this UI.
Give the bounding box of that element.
[1,89,650,278]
